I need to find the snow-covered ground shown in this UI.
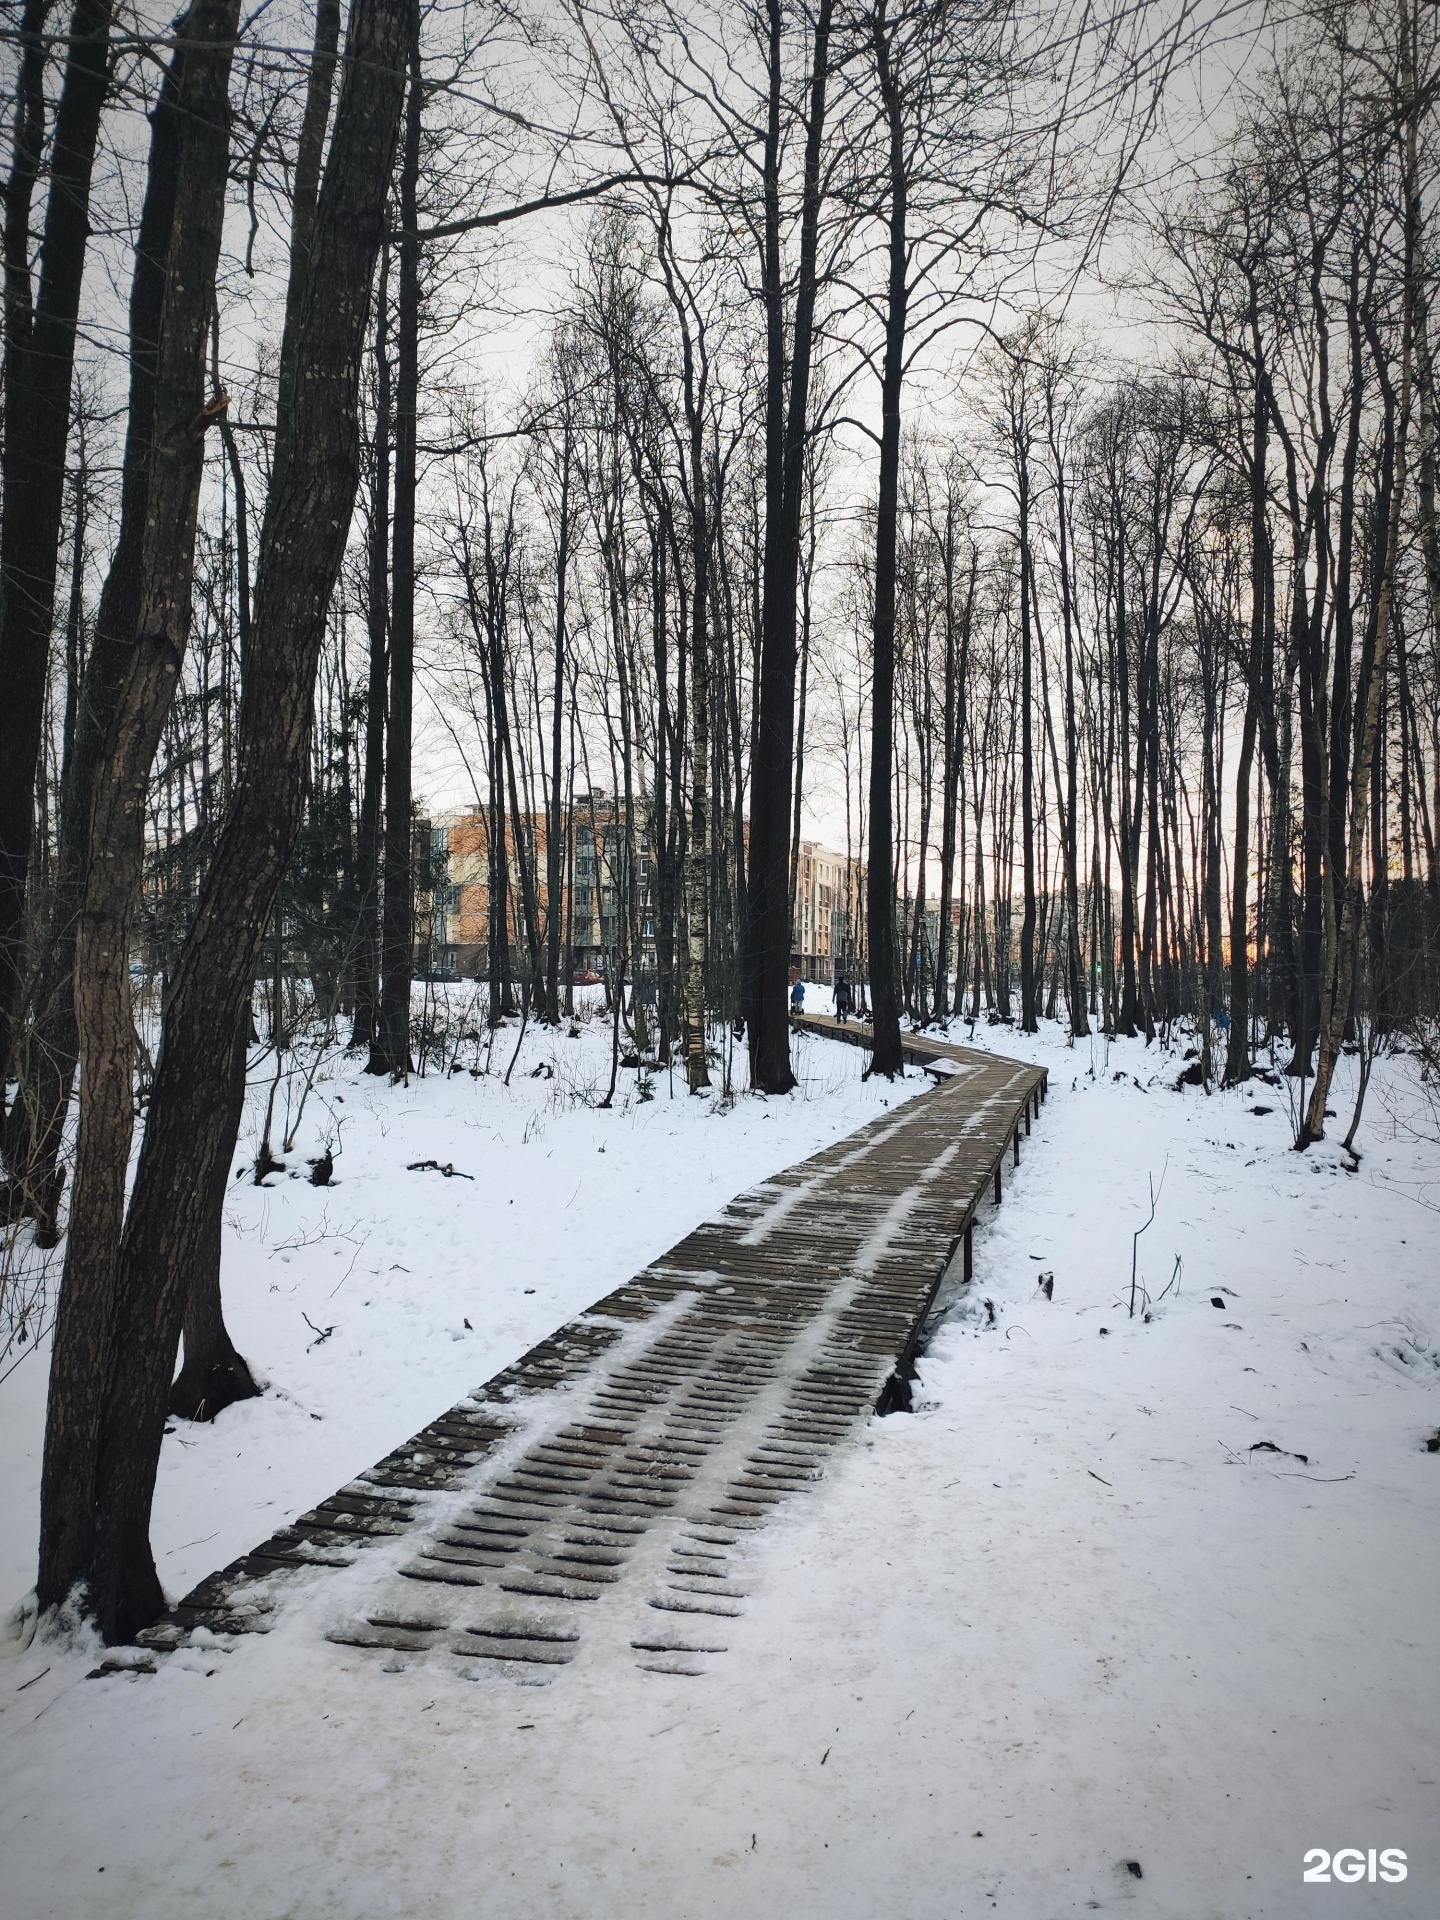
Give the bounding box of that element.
[0,1001,916,1609]
[1,1009,1437,1918]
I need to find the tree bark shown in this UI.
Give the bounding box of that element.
[1017,424,1038,1033]
[37,0,242,1618]
[0,0,115,1088]
[351,242,391,1050]
[682,392,713,1092]
[866,1,907,1078]
[545,399,572,1026]
[173,0,340,1419]
[167,1014,257,1419]
[0,0,52,1069]
[373,20,422,1075]
[1224,671,1260,1085]
[39,0,409,1641]
[1304,62,1418,1140]
[743,0,832,1094]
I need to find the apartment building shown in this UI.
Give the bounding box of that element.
[426,805,859,990]
[791,839,865,984]
[427,794,655,980]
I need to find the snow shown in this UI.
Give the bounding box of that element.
[0,1003,917,1608]
[1,1013,1437,1918]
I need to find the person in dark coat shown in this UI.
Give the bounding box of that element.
[834,975,853,1024]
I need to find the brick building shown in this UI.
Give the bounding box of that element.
[428,793,655,981]
[427,802,860,990]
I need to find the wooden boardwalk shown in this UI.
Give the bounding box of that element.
[140,1024,1046,1678]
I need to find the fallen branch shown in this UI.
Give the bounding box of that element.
[302,1313,336,1348]
[1128,1160,1168,1318]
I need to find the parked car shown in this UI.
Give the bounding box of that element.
[571,969,603,986]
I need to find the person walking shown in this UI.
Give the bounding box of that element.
[834,974,853,1024]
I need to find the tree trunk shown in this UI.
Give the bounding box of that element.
[38,0,409,1642]
[1221,347,1267,1090]
[351,242,391,1050]
[545,427,570,1026]
[1304,69,1418,1140]
[2,444,91,1240]
[373,23,421,1076]
[37,0,242,1620]
[743,0,832,1094]
[173,0,339,1417]
[167,1015,257,1419]
[0,0,114,1081]
[934,509,966,1024]
[683,413,713,1092]
[1047,395,1088,1041]
[1018,435,1038,1033]
[866,6,907,1079]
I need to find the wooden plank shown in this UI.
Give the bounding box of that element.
[138,1026,1047,1667]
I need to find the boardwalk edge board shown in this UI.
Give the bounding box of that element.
[132,1022,1046,1678]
